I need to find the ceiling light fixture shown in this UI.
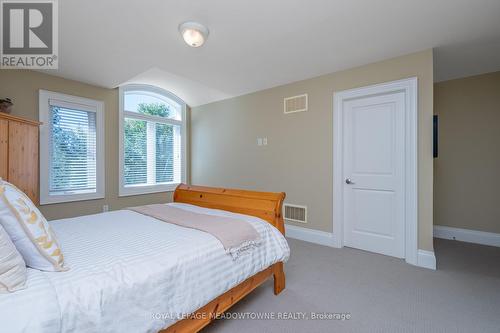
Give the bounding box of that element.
[179,21,209,48]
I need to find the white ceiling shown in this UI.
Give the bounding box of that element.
[434,36,500,82]
[49,0,500,106]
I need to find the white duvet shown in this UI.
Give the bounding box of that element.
[0,203,290,333]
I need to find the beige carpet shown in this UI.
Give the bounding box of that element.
[204,238,500,333]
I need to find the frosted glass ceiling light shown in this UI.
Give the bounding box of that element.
[179,21,209,47]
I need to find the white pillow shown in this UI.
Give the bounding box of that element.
[0,179,67,271]
[0,224,27,293]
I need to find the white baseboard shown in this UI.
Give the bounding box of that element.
[286,224,436,270]
[417,249,436,270]
[285,224,337,247]
[434,225,500,248]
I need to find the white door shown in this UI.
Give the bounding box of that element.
[342,91,405,258]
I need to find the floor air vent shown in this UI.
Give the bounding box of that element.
[283,203,307,223]
[284,94,308,114]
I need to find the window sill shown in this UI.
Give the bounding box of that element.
[118,183,179,197]
[39,192,105,205]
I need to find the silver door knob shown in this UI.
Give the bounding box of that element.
[345,178,355,185]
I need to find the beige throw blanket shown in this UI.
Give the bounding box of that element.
[128,204,261,259]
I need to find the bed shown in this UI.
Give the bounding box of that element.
[0,184,289,333]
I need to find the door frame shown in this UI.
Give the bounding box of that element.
[333,77,418,266]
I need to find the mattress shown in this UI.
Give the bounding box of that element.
[0,203,290,333]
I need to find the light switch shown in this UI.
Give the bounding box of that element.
[257,138,263,146]
[263,137,268,145]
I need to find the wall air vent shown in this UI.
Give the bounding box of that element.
[283,203,307,223]
[284,94,308,114]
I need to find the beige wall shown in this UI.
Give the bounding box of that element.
[434,71,500,233]
[0,70,174,220]
[191,50,435,251]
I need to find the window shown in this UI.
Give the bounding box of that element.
[119,85,186,196]
[39,90,105,204]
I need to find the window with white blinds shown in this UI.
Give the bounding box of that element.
[49,105,97,194]
[39,91,105,204]
[119,85,186,196]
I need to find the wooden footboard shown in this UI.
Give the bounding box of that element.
[161,184,287,333]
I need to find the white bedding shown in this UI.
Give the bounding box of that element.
[0,203,290,333]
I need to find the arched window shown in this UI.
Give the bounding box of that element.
[119,84,186,196]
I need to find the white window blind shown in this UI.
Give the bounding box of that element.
[49,105,97,194]
[39,90,105,205]
[119,85,186,196]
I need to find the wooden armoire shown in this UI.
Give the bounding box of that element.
[0,113,41,204]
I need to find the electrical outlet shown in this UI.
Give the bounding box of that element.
[103,205,109,212]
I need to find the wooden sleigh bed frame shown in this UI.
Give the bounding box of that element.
[161,184,287,333]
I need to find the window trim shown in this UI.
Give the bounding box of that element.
[39,90,105,205]
[118,84,187,197]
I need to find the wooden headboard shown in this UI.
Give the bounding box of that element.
[173,184,286,235]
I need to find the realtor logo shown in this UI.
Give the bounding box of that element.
[1,0,58,68]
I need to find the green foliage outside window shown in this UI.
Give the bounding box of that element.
[124,103,175,185]
[51,107,96,192]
